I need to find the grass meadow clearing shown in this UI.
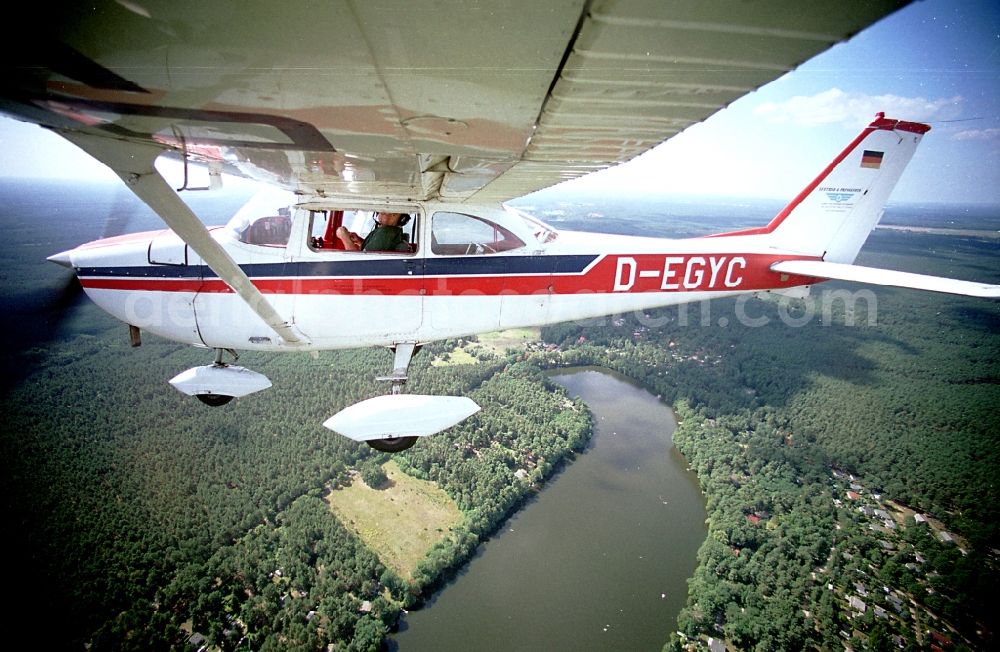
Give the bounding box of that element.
[326,460,464,579]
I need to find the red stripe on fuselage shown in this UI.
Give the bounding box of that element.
[78,253,821,296]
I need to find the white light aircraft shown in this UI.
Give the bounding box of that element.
[2,1,997,452]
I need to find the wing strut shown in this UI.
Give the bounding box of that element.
[60,132,308,346]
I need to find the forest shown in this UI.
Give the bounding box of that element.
[0,330,592,650]
[539,230,999,651]
[1,180,997,650]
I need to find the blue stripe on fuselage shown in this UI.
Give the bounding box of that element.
[77,254,599,279]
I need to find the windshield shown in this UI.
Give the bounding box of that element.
[226,187,298,247]
[504,205,559,244]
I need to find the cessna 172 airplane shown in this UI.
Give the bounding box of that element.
[2,1,998,451]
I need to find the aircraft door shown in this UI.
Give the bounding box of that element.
[498,251,551,330]
[291,209,425,348]
[192,205,297,349]
[426,211,521,336]
[145,229,205,345]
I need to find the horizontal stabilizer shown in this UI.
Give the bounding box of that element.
[771,260,1000,298]
[324,394,481,442]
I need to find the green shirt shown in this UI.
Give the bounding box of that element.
[361,225,404,252]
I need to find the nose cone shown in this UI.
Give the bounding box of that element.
[47,250,75,268]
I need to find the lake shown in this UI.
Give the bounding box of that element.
[391,367,707,651]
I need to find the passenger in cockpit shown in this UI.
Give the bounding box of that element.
[336,212,408,252]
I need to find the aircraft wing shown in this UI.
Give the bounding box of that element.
[0,0,909,203]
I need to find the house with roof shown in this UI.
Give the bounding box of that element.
[707,637,727,652]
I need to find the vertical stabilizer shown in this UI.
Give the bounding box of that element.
[764,114,929,263]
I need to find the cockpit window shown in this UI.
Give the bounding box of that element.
[234,212,291,246]
[226,188,297,247]
[431,212,525,255]
[308,209,418,253]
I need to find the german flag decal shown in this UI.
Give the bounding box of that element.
[860,150,884,169]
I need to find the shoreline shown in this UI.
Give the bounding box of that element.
[876,224,1000,239]
[391,365,706,651]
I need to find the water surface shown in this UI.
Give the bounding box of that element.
[392,367,707,651]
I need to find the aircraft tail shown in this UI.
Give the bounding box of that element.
[714,114,930,264]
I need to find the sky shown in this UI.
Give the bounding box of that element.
[0,0,997,205]
[563,0,1000,204]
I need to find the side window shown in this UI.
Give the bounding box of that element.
[226,188,296,248]
[308,210,419,253]
[431,212,525,255]
[237,210,291,247]
[308,210,333,249]
[309,210,356,250]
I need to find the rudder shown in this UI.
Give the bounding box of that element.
[764,114,929,263]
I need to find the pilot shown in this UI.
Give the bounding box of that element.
[336,212,408,252]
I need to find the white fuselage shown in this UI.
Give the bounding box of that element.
[61,201,819,351]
